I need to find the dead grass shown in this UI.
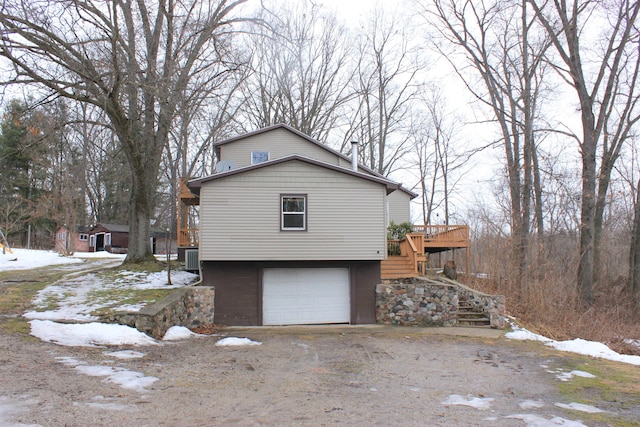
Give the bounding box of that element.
[466,233,640,356]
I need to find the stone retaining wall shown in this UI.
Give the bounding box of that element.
[458,286,507,329]
[376,277,506,328]
[111,286,215,339]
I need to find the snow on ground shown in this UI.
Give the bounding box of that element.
[442,394,494,410]
[55,356,158,393]
[215,337,262,346]
[506,324,640,366]
[505,414,588,426]
[553,370,596,382]
[104,350,146,359]
[30,320,158,347]
[24,263,197,322]
[0,395,41,427]
[163,325,200,341]
[519,400,546,409]
[555,402,605,413]
[0,248,84,271]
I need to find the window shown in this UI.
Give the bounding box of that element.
[89,235,95,248]
[281,195,306,231]
[251,151,269,165]
[105,233,112,246]
[79,234,88,241]
[57,232,66,241]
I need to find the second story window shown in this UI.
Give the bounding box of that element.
[281,195,306,231]
[251,151,269,164]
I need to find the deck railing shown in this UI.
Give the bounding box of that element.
[413,225,469,246]
[178,228,199,247]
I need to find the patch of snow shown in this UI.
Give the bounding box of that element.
[74,399,138,412]
[0,395,42,427]
[104,350,146,359]
[30,320,158,347]
[548,339,640,366]
[507,324,640,366]
[506,414,587,426]
[163,326,198,341]
[215,337,262,347]
[554,370,596,382]
[505,328,552,342]
[519,400,545,409]
[555,402,605,413]
[71,251,126,259]
[0,248,82,271]
[442,394,494,410]
[55,357,158,393]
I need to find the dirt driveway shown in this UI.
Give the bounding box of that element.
[0,323,621,427]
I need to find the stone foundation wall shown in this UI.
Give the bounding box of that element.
[111,286,215,339]
[376,277,506,328]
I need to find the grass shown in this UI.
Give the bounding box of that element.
[89,287,175,318]
[0,260,180,335]
[552,356,640,426]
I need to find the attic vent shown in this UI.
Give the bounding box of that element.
[185,249,199,272]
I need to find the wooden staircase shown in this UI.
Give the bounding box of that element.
[457,297,490,327]
[381,255,418,279]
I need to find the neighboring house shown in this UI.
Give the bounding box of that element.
[55,223,170,254]
[55,225,90,254]
[186,124,418,326]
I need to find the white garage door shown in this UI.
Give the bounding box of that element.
[263,268,350,325]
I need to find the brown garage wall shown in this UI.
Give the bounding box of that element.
[200,260,380,326]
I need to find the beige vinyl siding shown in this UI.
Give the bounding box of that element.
[199,161,387,261]
[387,189,412,225]
[220,128,339,167]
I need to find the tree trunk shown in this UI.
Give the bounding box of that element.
[577,130,597,306]
[629,178,640,299]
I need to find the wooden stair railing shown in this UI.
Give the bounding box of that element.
[382,234,426,278]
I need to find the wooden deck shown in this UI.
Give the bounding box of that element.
[178,178,199,247]
[382,225,470,279]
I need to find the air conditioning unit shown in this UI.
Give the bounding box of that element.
[185,249,199,272]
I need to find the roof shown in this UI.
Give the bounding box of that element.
[93,223,168,237]
[96,223,130,233]
[213,124,418,199]
[188,154,399,195]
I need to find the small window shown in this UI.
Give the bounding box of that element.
[251,151,269,164]
[281,195,306,231]
[89,235,95,248]
[105,233,112,246]
[79,234,88,241]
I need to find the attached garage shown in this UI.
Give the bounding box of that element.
[263,268,350,325]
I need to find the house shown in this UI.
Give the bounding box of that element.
[185,124,419,326]
[55,223,170,255]
[55,225,90,254]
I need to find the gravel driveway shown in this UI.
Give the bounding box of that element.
[0,324,607,426]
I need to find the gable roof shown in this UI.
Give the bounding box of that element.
[214,123,417,199]
[188,154,399,195]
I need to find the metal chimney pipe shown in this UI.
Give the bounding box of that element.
[351,141,358,171]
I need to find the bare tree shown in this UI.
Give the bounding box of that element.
[427,0,551,295]
[527,0,640,305]
[0,0,246,263]
[240,1,354,142]
[411,89,469,226]
[343,8,424,176]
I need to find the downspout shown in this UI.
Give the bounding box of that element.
[351,141,359,171]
